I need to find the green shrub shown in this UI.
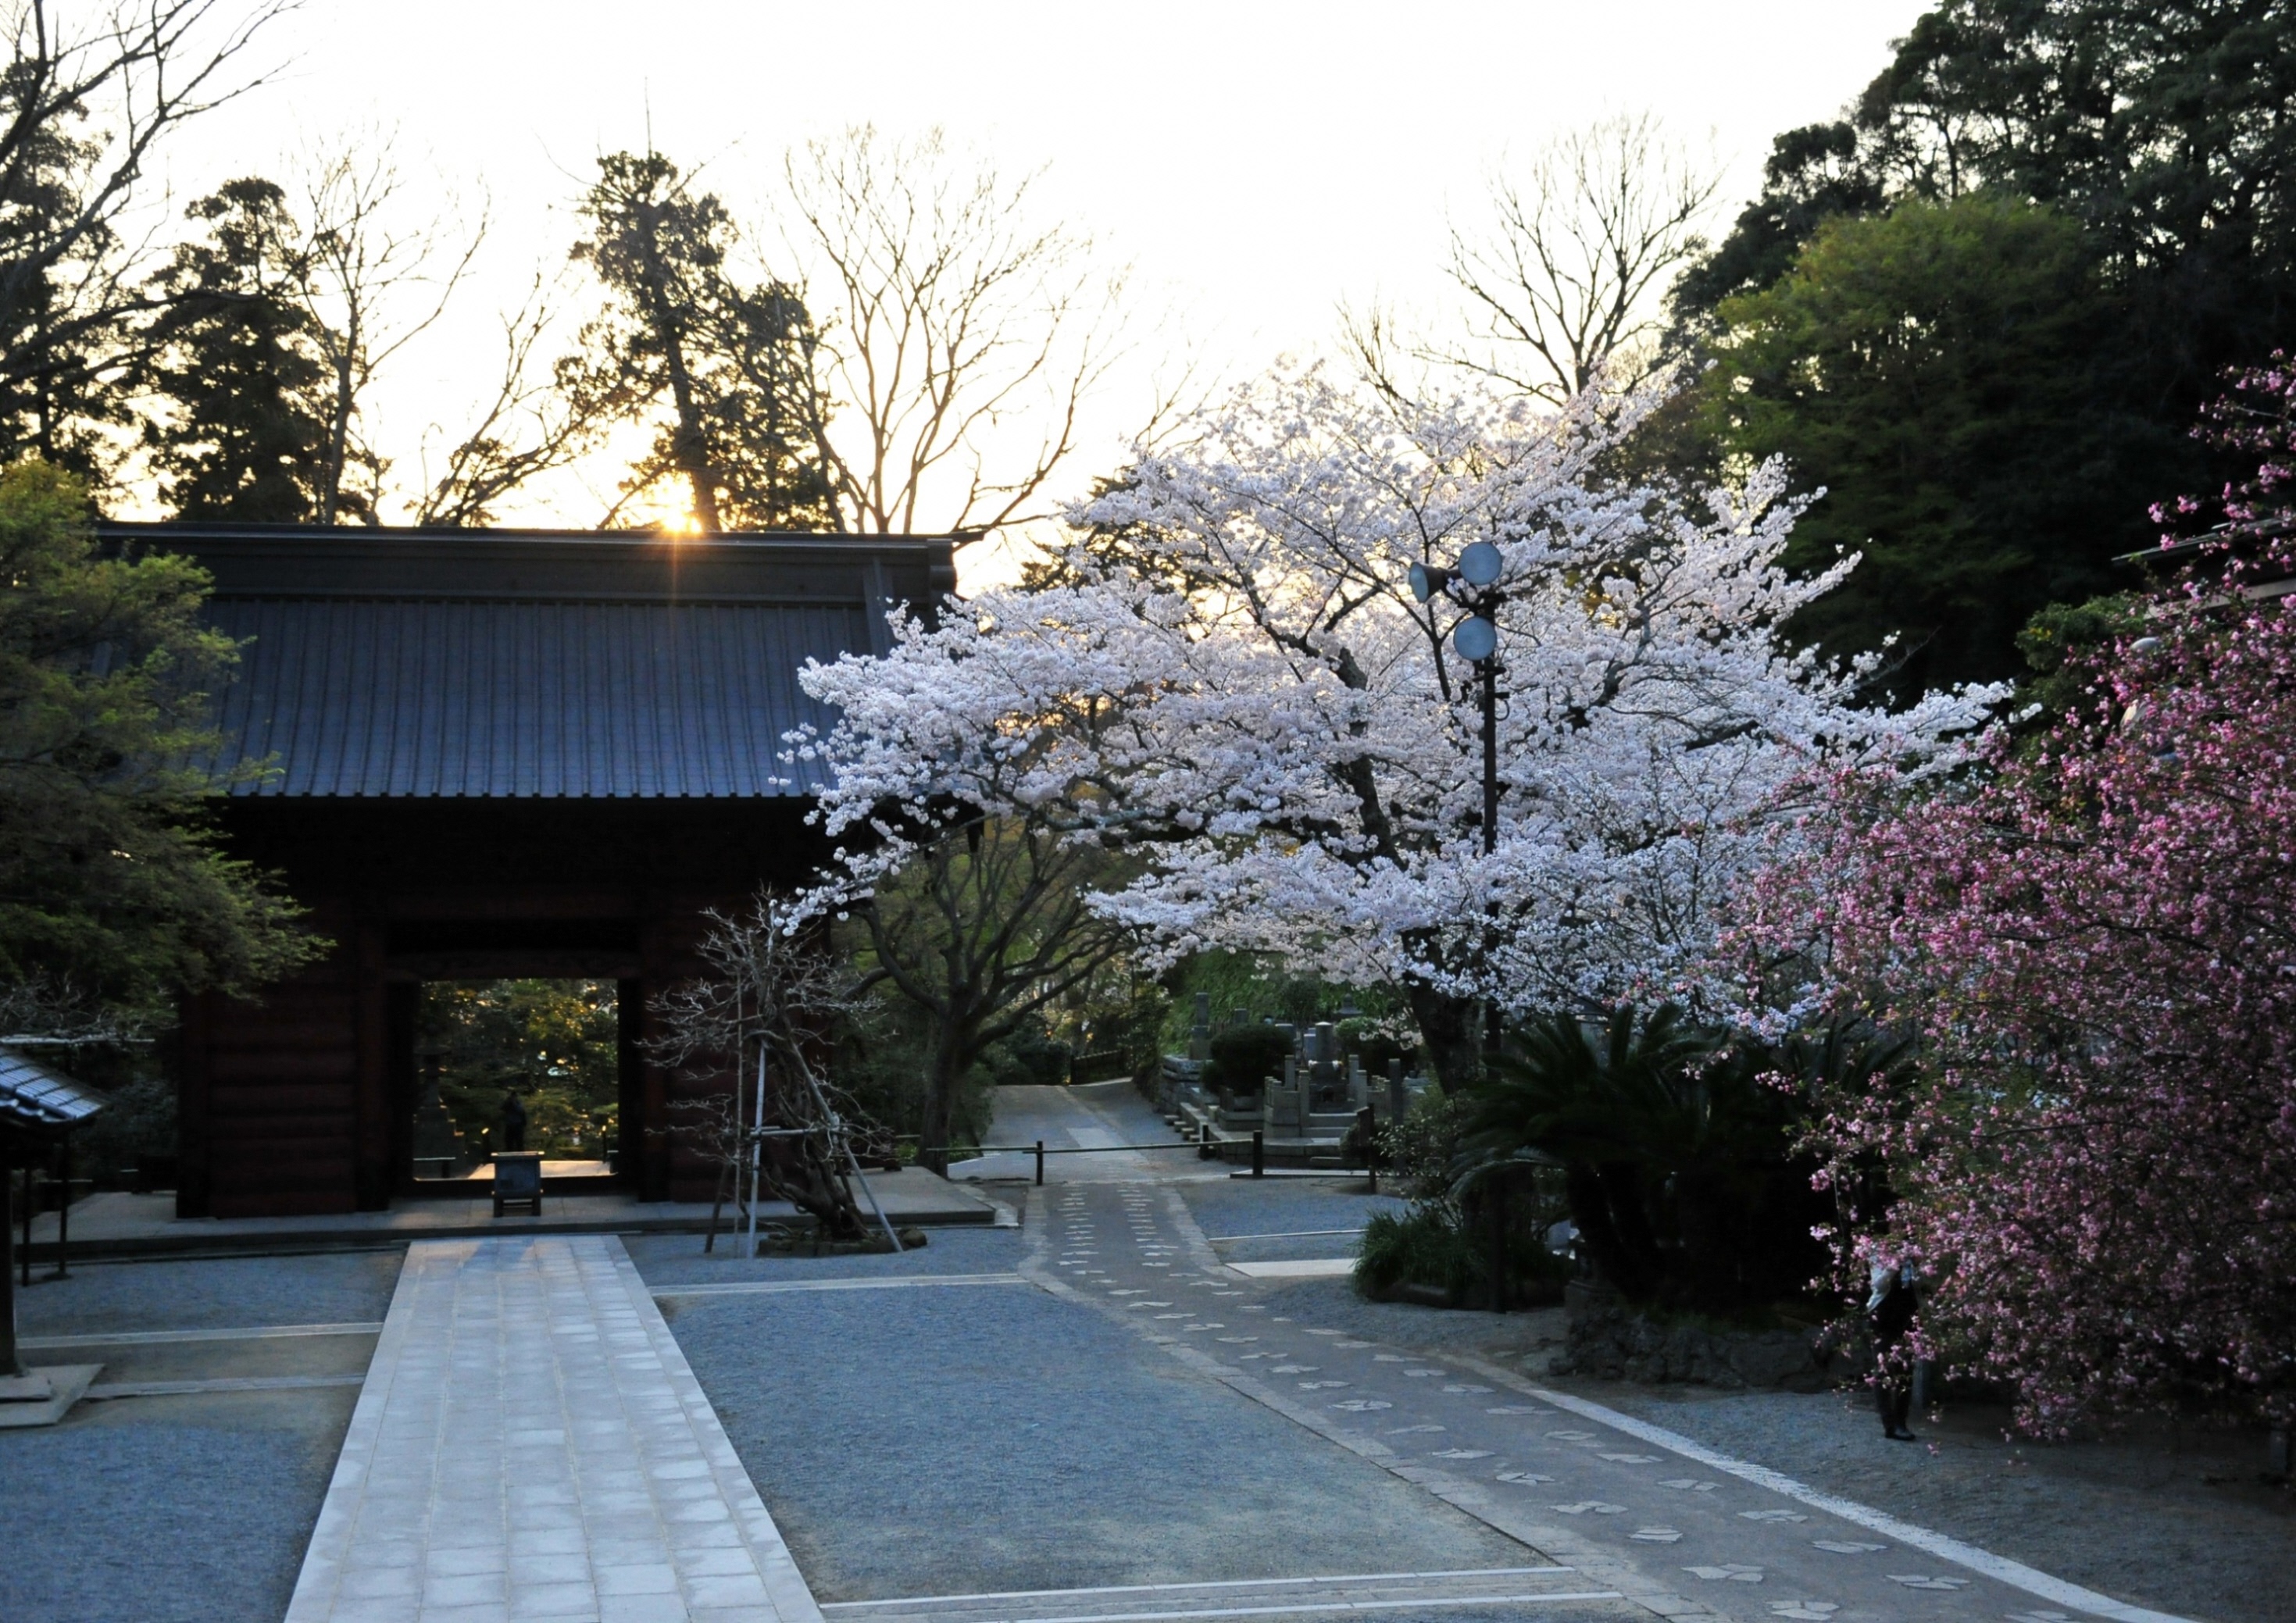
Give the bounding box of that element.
[1375,1091,1468,1214]
[1354,1200,1571,1308]
[1355,1207,1481,1302]
[1337,1020,1417,1083]
[982,1021,1073,1088]
[1203,1025,1292,1095]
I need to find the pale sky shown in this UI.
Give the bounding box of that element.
[137,0,1930,575]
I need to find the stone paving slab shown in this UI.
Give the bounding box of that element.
[285,1235,825,1623]
[0,1363,101,1429]
[27,1172,996,1261]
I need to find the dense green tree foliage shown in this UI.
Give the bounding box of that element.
[0,460,312,1026]
[1676,0,2291,683]
[1699,194,2179,691]
[835,815,1136,1172]
[0,3,292,498]
[416,978,619,1159]
[0,71,133,487]
[566,151,834,532]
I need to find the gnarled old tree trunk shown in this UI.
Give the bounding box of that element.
[1407,983,1487,1096]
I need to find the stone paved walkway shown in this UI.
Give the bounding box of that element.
[1032,1181,2194,1623]
[285,1236,823,1623]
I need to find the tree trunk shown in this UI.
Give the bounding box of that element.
[1566,1161,1665,1301]
[631,198,723,533]
[321,329,355,524]
[1408,983,1486,1094]
[918,1034,963,1175]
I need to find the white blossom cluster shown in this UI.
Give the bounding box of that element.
[792,363,2000,1015]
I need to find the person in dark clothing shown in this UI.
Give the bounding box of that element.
[500,1090,527,1154]
[1869,1259,1920,1439]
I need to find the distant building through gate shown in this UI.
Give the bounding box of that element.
[102,523,954,1220]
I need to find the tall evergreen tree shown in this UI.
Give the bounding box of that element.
[0,2,295,502]
[1680,0,2296,358]
[0,459,314,1027]
[142,177,341,523]
[565,151,833,532]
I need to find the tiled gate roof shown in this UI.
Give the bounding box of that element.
[102,524,955,800]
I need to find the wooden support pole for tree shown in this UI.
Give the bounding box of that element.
[0,1148,19,1378]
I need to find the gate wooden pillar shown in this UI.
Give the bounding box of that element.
[616,976,659,1200]
[353,922,392,1211]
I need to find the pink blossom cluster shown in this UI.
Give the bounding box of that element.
[1742,372,2296,1434]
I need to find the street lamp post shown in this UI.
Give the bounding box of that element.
[1412,540,1514,1307]
[1411,540,1506,854]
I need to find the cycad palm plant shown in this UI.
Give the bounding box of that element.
[1457,1004,1719,1304]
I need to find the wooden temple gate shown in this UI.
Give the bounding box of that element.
[112,523,954,1219]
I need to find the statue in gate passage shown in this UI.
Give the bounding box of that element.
[499,1090,528,1154]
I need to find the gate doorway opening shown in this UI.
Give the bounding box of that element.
[404,978,629,1194]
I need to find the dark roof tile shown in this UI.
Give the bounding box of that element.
[204,598,869,798]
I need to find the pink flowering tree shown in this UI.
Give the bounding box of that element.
[1738,362,2296,1434]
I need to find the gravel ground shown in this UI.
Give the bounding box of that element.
[0,1388,361,1623]
[2,1247,401,1623]
[629,1222,1030,1286]
[12,1247,406,1336]
[649,1254,1536,1603]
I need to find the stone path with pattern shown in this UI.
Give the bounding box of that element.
[284,1235,823,1623]
[1025,1179,2188,1623]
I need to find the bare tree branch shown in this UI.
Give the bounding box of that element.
[776,125,1130,540]
[0,0,293,385]
[1433,114,1720,403]
[413,268,605,526]
[652,892,895,1246]
[293,128,483,523]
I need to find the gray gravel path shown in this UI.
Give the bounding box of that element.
[12,1247,406,1336]
[1,1249,400,1623]
[628,1222,1030,1286]
[0,1388,360,1623]
[1180,1178,1405,1264]
[1216,1253,2290,1623]
[646,1231,1535,1603]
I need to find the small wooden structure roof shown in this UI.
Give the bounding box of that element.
[0,1047,104,1141]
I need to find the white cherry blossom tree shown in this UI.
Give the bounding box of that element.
[793,364,1998,1087]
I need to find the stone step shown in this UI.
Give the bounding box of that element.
[819,1566,1630,1623]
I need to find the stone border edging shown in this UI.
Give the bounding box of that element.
[1446,1350,2198,1623]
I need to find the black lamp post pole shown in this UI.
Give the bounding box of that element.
[1411,546,1509,1053]
[1480,645,1498,857]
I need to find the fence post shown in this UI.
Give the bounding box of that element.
[1034,1140,1044,1187]
[1251,1130,1264,1179]
[1487,1175,1509,1314]
[50,1140,67,1280]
